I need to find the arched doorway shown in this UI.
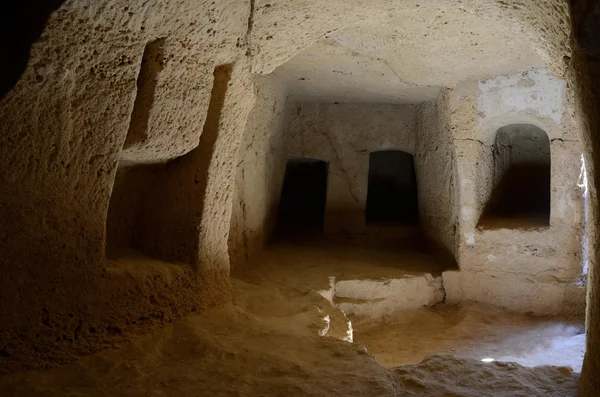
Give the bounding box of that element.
[479,124,551,228]
[366,150,419,225]
[276,158,328,235]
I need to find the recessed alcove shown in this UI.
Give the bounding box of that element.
[275,158,328,237]
[105,163,162,259]
[366,150,419,225]
[478,124,551,230]
[107,63,233,262]
[0,0,594,394]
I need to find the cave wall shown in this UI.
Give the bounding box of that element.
[442,68,587,316]
[571,0,600,394]
[0,0,252,372]
[228,75,293,266]
[414,92,460,257]
[286,103,418,234]
[230,95,459,257]
[3,0,600,390]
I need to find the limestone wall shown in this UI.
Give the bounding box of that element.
[230,97,459,258]
[0,0,252,373]
[415,93,459,257]
[571,1,600,393]
[443,68,587,316]
[287,103,418,234]
[228,75,293,266]
[2,0,599,386]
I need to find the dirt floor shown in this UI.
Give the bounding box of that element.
[0,304,580,397]
[0,241,584,396]
[234,238,451,290]
[352,303,585,371]
[235,240,586,372]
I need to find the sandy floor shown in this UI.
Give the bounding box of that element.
[234,240,586,372]
[0,279,580,397]
[352,303,585,371]
[233,238,455,292]
[0,240,584,396]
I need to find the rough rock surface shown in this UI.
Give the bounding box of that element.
[0,3,599,397]
[570,1,600,395]
[0,278,581,397]
[232,67,586,316]
[286,103,419,233]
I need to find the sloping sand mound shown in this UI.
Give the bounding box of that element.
[395,355,578,397]
[0,282,579,397]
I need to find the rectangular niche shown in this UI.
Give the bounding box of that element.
[106,38,234,261]
[478,124,551,229]
[105,38,167,259]
[122,37,165,154]
[366,150,419,225]
[105,164,162,258]
[275,158,328,236]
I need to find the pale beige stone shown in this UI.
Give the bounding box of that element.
[1,2,599,396]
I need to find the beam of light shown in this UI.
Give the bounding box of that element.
[481,358,495,363]
[343,318,354,343]
[319,314,331,337]
[578,153,589,281]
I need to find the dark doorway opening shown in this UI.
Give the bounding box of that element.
[366,150,419,225]
[479,124,551,229]
[276,159,328,235]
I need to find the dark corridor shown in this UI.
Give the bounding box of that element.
[366,150,419,225]
[276,159,328,235]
